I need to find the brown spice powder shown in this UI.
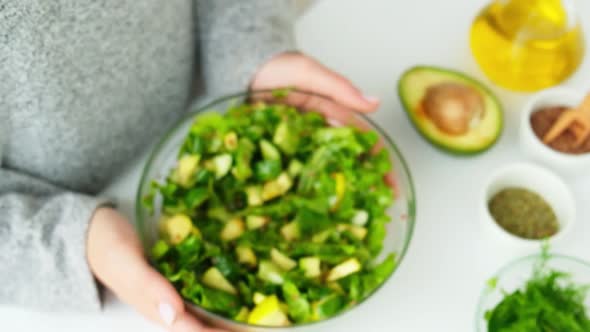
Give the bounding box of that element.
[530,106,590,154]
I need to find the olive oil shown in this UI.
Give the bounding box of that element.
[470,0,584,92]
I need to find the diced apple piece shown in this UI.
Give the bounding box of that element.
[280,222,300,241]
[260,139,281,161]
[220,218,245,241]
[337,224,368,240]
[326,258,362,282]
[311,229,332,243]
[262,172,292,201]
[246,215,269,230]
[223,131,238,151]
[257,260,284,285]
[236,245,257,267]
[276,172,293,192]
[202,267,237,295]
[212,154,233,179]
[351,210,369,226]
[253,292,267,305]
[270,248,297,271]
[273,121,298,155]
[287,159,304,177]
[327,282,344,293]
[299,257,321,278]
[248,295,291,326]
[174,154,200,187]
[163,214,193,244]
[246,186,263,207]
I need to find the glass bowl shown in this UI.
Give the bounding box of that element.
[476,253,590,332]
[135,90,416,331]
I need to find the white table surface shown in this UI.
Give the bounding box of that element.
[3,1,590,331]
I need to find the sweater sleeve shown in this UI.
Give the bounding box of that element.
[0,168,110,312]
[195,0,297,95]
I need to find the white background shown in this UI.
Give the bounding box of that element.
[2,0,590,331]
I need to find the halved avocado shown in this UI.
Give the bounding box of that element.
[398,66,503,155]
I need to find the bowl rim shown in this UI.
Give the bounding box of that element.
[134,88,417,329]
[520,87,590,162]
[475,252,590,332]
[480,162,575,245]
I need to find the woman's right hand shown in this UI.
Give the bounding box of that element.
[87,207,226,332]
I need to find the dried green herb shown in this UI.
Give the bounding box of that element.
[488,188,558,239]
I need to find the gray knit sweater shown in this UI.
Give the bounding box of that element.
[0,0,296,312]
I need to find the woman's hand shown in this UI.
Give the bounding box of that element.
[87,207,225,332]
[251,52,380,115]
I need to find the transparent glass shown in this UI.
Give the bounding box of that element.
[476,254,590,331]
[135,90,417,332]
[470,0,585,92]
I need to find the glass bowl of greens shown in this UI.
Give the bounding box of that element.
[477,252,590,332]
[136,89,416,331]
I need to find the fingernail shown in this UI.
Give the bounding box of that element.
[362,94,380,103]
[159,302,176,326]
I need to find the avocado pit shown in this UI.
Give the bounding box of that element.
[422,83,485,135]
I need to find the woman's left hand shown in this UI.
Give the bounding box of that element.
[251,52,380,114]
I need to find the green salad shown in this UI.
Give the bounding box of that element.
[144,99,395,326]
[486,249,590,332]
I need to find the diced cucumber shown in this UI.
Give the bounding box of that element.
[281,282,311,322]
[351,210,369,226]
[223,131,238,151]
[232,137,255,181]
[207,207,231,222]
[270,248,297,271]
[236,245,257,267]
[246,215,269,230]
[257,260,284,284]
[212,154,233,179]
[246,186,263,207]
[326,258,362,281]
[280,221,300,241]
[299,257,321,278]
[311,294,346,321]
[220,218,245,241]
[202,267,237,295]
[311,229,333,244]
[273,121,298,155]
[287,159,304,177]
[260,139,281,161]
[173,154,200,187]
[337,224,368,240]
[163,214,193,244]
[151,240,170,260]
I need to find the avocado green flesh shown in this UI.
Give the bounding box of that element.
[398,66,503,155]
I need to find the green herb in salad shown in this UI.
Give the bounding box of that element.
[144,99,396,326]
[486,248,590,332]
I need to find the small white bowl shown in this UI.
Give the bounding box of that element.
[520,87,590,176]
[481,163,575,250]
